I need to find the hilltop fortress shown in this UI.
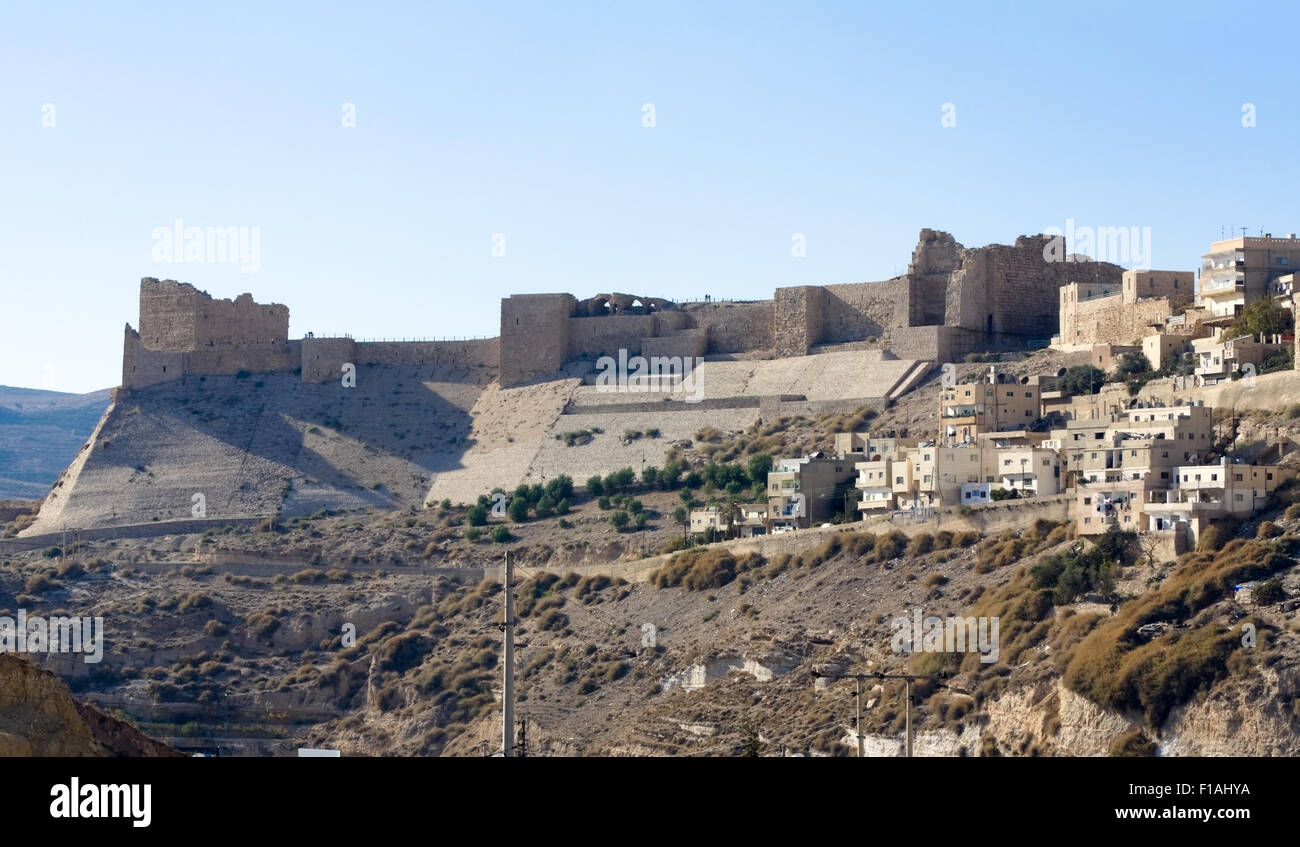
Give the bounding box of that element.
[23,229,1126,536]
[122,229,1124,392]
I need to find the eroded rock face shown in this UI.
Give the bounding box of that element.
[0,655,180,757]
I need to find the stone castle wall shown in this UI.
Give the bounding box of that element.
[682,301,772,353]
[124,227,1122,392]
[821,280,906,344]
[498,293,574,388]
[566,314,657,358]
[641,329,708,359]
[771,286,823,356]
[1061,293,1177,346]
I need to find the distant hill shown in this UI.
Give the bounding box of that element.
[0,386,111,500]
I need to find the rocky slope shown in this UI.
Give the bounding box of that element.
[0,654,179,756]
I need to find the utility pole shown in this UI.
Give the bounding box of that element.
[811,668,940,758]
[855,677,864,758]
[500,550,515,757]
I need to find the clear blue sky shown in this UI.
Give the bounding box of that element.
[2,0,1296,393]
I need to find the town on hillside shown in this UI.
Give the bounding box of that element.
[690,233,1300,560]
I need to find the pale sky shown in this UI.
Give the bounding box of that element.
[2,0,1296,392]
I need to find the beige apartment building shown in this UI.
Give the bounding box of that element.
[864,436,1060,512]
[1197,234,1300,317]
[1142,332,1191,372]
[768,456,856,529]
[1191,332,1278,385]
[1144,459,1294,544]
[939,367,1042,442]
[1052,404,1214,489]
[833,431,916,460]
[688,503,771,538]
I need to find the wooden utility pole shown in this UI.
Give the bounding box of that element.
[501,551,515,757]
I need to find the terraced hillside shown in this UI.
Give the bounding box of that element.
[23,350,923,535]
[24,365,572,535]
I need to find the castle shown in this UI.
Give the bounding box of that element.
[122,229,1124,392]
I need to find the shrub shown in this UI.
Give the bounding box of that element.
[538,609,569,631]
[650,549,762,590]
[586,476,604,497]
[508,497,530,523]
[491,525,512,543]
[1059,365,1106,397]
[464,527,482,541]
[610,511,630,532]
[466,505,488,527]
[873,531,908,562]
[924,573,949,589]
[1252,577,1285,605]
[23,573,53,594]
[907,533,934,556]
[1255,521,1282,540]
[1109,728,1157,757]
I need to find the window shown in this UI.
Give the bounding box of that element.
[1083,497,1092,505]
[1267,472,1274,481]
[1234,473,1243,482]
[895,476,903,485]
[923,475,932,484]
[1161,472,1169,479]
[1084,517,1092,525]
[1003,459,1011,466]
[1234,493,1244,502]
[1210,474,1217,481]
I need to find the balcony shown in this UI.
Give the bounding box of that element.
[1198,273,1245,295]
[1201,255,1245,273]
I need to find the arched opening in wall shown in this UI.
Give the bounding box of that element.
[631,299,648,314]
